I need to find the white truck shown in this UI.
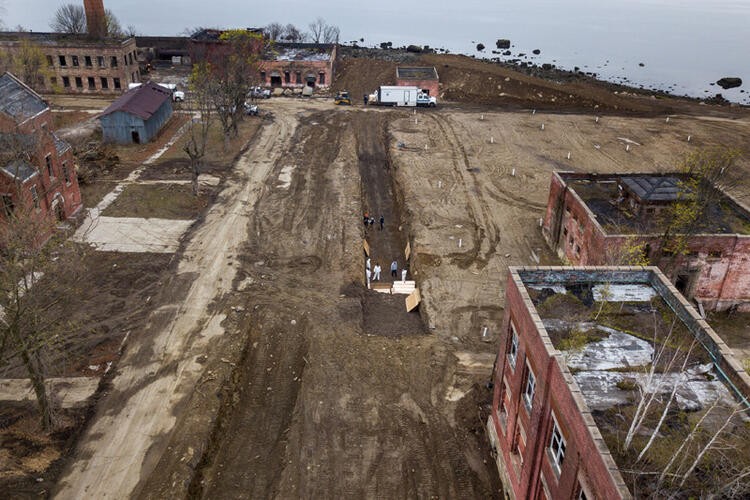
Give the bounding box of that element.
[368,86,437,107]
[128,82,184,102]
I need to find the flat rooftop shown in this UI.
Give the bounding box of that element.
[265,43,333,62]
[561,172,750,235]
[514,267,750,497]
[0,31,133,47]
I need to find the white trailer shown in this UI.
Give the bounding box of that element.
[374,85,419,106]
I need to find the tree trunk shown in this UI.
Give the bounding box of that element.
[19,347,54,430]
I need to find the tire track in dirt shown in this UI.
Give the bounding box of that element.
[53,111,297,500]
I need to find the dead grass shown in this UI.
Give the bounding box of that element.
[109,114,190,165]
[100,184,209,219]
[79,180,116,209]
[156,116,262,168]
[52,110,93,130]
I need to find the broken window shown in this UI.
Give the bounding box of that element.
[46,55,54,67]
[318,72,325,85]
[295,71,301,84]
[549,416,566,474]
[50,76,57,87]
[30,186,39,209]
[62,76,70,88]
[523,363,535,410]
[75,76,83,88]
[260,71,266,82]
[100,77,109,89]
[58,55,67,66]
[2,194,14,217]
[62,162,71,184]
[284,71,290,84]
[508,323,519,369]
[111,56,118,67]
[88,77,95,89]
[45,155,54,178]
[85,55,92,67]
[72,55,79,67]
[97,55,105,67]
[113,78,121,89]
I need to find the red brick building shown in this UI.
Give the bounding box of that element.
[542,172,750,311]
[0,72,82,224]
[489,266,750,499]
[396,66,439,96]
[189,29,337,90]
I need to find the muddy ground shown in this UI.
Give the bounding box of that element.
[3,53,750,498]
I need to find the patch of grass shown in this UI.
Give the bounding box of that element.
[616,378,638,391]
[80,180,117,208]
[557,326,602,352]
[101,183,209,219]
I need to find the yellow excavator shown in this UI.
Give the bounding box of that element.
[334,90,352,105]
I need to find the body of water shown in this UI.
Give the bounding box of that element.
[3,0,748,103]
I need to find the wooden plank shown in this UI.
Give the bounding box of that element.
[405,288,421,312]
[404,241,411,261]
[370,283,392,293]
[363,239,370,256]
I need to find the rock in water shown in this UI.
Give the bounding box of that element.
[716,77,742,89]
[496,39,511,49]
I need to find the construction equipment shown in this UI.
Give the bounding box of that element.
[334,91,352,105]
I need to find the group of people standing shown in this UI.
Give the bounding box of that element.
[363,212,385,231]
[365,257,407,288]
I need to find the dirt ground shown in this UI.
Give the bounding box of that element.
[3,53,750,499]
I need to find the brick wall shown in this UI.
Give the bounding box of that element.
[542,172,750,310]
[490,270,629,499]
[396,78,439,97]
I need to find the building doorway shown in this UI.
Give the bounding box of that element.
[131,131,140,144]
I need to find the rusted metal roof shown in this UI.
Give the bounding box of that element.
[99,82,171,121]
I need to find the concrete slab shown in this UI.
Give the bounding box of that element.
[76,216,193,253]
[0,377,99,408]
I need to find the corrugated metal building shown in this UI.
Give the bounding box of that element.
[99,82,173,144]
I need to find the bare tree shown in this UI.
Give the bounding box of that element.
[183,63,213,195]
[104,9,124,38]
[0,130,87,431]
[49,3,86,34]
[323,23,340,44]
[264,22,284,41]
[204,30,261,148]
[0,39,50,92]
[125,24,138,37]
[308,17,326,44]
[283,23,305,42]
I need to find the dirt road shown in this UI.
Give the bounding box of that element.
[53,104,298,499]
[51,96,750,499]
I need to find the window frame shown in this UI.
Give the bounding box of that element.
[71,55,79,67]
[62,76,71,88]
[58,55,67,66]
[113,78,121,89]
[548,414,566,476]
[45,154,54,179]
[100,77,109,89]
[97,55,105,67]
[30,185,39,209]
[61,161,71,185]
[508,322,519,370]
[111,56,118,67]
[523,361,536,410]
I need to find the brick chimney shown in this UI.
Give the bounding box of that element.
[84,0,106,38]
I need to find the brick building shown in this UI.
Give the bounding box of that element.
[0,72,82,223]
[0,31,139,94]
[542,172,750,311]
[489,266,750,499]
[189,29,337,89]
[396,66,439,96]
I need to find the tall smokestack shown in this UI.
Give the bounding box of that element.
[84,0,107,38]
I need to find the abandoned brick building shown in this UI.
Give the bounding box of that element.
[489,266,750,499]
[189,29,337,90]
[396,66,439,96]
[0,72,82,223]
[0,0,139,95]
[542,172,750,311]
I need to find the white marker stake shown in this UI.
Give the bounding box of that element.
[666,116,670,123]
[481,114,484,120]
[687,135,692,142]
[413,108,416,115]
[415,118,418,125]
[490,136,494,144]
[596,116,600,123]
[541,123,545,130]
[438,180,442,188]
[512,168,516,176]
[626,144,630,152]
[539,217,543,227]
[458,238,462,248]
[424,144,428,150]
[567,152,571,160]
[532,109,536,115]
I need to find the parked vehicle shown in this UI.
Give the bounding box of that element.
[127,82,184,102]
[368,86,436,107]
[334,91,352,105]
[244,102,259,115]
[248,86,271,99]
